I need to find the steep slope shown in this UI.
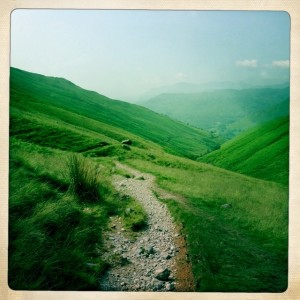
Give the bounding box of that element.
[10,67,219,159]
[201,117,289,185]
[141,88,289,140]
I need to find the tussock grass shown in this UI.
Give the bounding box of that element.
[122,199,148,231]
[67,154,101,203]
[9,158,109,290]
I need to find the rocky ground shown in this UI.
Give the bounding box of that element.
[99,163,194,292]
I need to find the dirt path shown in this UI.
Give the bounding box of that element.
[99,163,194,292]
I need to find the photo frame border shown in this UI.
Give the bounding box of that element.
[1,1,299,299]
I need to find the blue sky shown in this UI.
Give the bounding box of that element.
[11,10,290,101]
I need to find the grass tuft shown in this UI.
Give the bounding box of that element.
[122,200,148,231]
[67,154,101,203]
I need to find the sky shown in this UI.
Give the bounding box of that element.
[11,10,290,101]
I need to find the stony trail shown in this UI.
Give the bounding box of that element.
[99,163,194,292]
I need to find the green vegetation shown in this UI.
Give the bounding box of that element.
[201,117,289,185]
[126,156,288,292]
[9,143,108,290]
[67,154,104,203]
[10,67,219,159]
[9,140,147,290]
[9,67,288,292]
[142,88,289,140]
[122,199,148,231]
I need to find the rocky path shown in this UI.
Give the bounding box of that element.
[99,163,194,292]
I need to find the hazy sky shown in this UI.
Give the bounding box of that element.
[11,10,290,101]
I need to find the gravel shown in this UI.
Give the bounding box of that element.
[99,163,179,291]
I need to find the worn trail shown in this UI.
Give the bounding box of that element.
[99,163,194,292]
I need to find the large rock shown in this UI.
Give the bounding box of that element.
[221,203,232,209]
[165,282,175,291]
[145,245,155,256]
[161,251,171,260]
[154,268,171,281]
[121,139,132,145]
[152,280,164,291]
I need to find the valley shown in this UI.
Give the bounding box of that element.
[141,87,289,141]
[9,68,289,292]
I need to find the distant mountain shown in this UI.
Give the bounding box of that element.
[136,80,289,102]
[137,81,251,101]
[141,88,289,140]
[10,67,219,159]
[200,116,289,185]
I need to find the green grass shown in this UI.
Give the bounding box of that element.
[9,67,289,292]
[126,156,288,292]
[8,141,147,290]
[122,198,148,231]
[10,67,219,159]
[67,154,103,203]
[201,117,289,185]
[9,152,108,290]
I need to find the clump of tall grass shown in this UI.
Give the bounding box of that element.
[122,200,148,231]
[67,154,101,203]
[9,152,112,290]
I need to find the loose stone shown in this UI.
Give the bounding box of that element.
[154,268,171,281]
[99,164,179,291]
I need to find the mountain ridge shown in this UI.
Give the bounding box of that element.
[135,80,289,102]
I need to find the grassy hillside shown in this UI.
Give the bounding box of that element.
[141,88,289,140]
[201,117,289,185]
[126,155,288,292]
[9,67,288,292]
[10,67,219,159]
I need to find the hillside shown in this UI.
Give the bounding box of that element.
[10,67,219,159]
[201,116,289,185]
[9,67,288,292]
[141,88,289,140]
